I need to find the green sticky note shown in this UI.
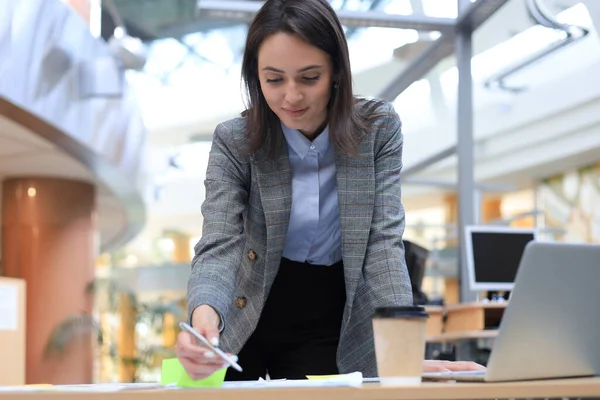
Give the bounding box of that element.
[161,358,227,388]
[161,358,183,385]
[177,366,227,388]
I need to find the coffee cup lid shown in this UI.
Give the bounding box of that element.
[373,306,429,319]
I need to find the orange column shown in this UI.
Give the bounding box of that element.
[481,196,502,223]
[162,313,177,348]
[118,293,137,382]
[1,178,95,384]
[443,194,458,234]
[442,194,460,304]
[165,230,192,263]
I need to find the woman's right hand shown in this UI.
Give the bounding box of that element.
[175,305,235,380]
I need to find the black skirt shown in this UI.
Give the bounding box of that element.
[225,257,346,380]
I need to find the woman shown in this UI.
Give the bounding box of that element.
[175,0,483,380]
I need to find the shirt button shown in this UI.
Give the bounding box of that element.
[247,249,257,261]
[310,145,315,150]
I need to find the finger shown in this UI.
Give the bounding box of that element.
[177,332,207,350]
[424,364,451,373]
[177,331,219,354]
[201,326,220,348]
[176,346,225,365]
[178,354,227,367]
[422,360,450,373]
[175,333,206,356]
[176,339,237,366]
[186,322,219,348]
[182,365,219,380]
[195,350,237,365]
[179,353,223,369]
[439,360,486,371]
[454,361,486,371]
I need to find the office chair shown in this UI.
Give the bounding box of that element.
[403,240,430,305]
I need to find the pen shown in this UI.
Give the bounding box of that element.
[179,322,243,372]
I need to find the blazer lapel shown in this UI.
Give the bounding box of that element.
[253,136,292,296]
[335,144,375,318]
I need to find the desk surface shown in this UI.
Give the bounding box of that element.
[5,378,600,400]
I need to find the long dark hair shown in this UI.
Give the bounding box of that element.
[241,0,379,158]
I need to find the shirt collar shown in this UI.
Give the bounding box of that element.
[281,122,331,159]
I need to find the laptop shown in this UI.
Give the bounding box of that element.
[423,241,600,382]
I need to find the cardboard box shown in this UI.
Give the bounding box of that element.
[0,277,26,385]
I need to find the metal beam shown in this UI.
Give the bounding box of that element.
[401,145,457,177]
[378,35,454,101]
[197,0,455,32]
[402,178,516,192]
[345,0,386,38]
[456,0,511,31]
[378,0,511,102]
[336,10,454,32]
[456,0,477,303]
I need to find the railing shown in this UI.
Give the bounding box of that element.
[0,0,147,251]
[485,0,589,92]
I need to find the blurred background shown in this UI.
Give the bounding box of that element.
[0,0,598,386]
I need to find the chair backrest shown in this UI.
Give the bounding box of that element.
[403,240,429,305]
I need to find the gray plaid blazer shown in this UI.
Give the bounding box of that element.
[188,99,413,377]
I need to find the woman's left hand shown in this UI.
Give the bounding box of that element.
[423,359,486,373]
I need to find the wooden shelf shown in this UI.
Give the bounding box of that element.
[444,302,506,333]
[424,306,444,337]
[427,329,498,343]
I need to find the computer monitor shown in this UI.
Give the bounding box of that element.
[464,226,537,292]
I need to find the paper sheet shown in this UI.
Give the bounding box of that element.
[0,373,366,393]
[221,372,364,389]
[55,383,163,392]
[0,385,55,393]
[0,383,163,393]
[0,284,18,331]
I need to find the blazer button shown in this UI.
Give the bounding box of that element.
[235,297,247,309]
[247,249,257,261]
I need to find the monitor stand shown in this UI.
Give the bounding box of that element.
[484,291,510,302]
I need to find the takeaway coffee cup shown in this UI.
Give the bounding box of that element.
[372,306,429,386]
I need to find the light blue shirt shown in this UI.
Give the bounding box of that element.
[281,123,342,266]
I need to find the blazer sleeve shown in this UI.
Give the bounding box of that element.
[362,102,413,306]
[187,122,249,330]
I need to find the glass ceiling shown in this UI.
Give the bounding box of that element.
[128,0,420,129]
[127,1,595,137]
[131,0,599,208]
[397,2,595,134]
[133,0,418,88]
